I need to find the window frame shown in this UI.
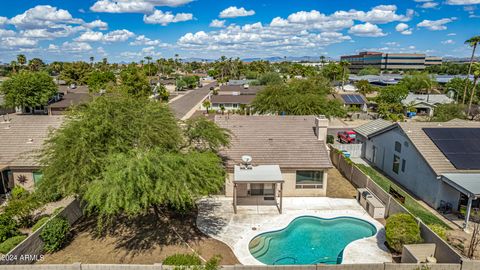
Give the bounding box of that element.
[295,170,324,189]
[392,155,400,174]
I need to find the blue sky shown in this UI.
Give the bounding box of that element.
[0,0,479,62]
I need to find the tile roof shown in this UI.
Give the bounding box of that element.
[397,120,480,174]
[215,115,332,169]
[402,93,454,107]
[219,85,264,94]
[354,119,395,138]
[48,92,91,109]
[0,114,64,169]
[210,95,255,104]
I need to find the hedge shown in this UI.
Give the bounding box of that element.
[0,213,19,242]
[163,254,202,265]
[386,213,423,253]
[40,217,70,253]
[0,235,27,254]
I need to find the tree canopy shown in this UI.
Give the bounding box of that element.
[38,94,230,225]
[0,71,57,109]
[375,85,409,121]
[252,76,345,117]
[430,103,466,122]
[87,70,116,93]
[118,64,151,97]
[399,72,437,93]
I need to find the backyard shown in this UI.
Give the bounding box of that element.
[39,209,239,265]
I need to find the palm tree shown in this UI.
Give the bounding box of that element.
[17,54,26,67]
[10,60,18,73]
[339,60,350,90]
[463,36,480,104]
[144,56,152,77]
[467,63,480,118]
[320,55,326,66]
[89,56,95,68]
[202,99,211,114]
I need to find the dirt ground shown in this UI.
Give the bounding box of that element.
[326,167,357,199]
[39,209,239,265]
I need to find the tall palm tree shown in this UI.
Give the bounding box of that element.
[144,56,152,76]
[339,60,351,90]
[320,55,326,66]
[462,36,480,104]
[10,60,18,73]
[17,54,26,67]
[89,56,95,68]
[467,63,480,118]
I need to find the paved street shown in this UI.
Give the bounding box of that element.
[169,82,215,119]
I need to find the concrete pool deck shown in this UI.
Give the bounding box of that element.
[197,196,392,265]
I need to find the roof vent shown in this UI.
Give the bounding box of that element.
[1,115,11,124]
[26,138,33,144]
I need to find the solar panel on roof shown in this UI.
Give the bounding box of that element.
[423,128,480,170]
[342,94,365,105]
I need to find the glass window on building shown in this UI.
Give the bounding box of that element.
[401,159,406,172]
[395,141,402,153]
[393,155,400,174]
[296,170,323,189]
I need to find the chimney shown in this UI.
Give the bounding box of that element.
[315,115,328,141]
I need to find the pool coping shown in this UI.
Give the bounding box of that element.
[232,211,389,265]
[196,197,392,266]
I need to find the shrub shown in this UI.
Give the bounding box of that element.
[11,186,29,200]
[40,217,70,253]
[3,195,40,227]
[428,224,447,241]
[0,235,27,254]
[326,135,334,144]
[0,214,19,242]
[163,254,202,266]
[386,213,423,253]
[31,216,50,232]
[205,255,221,270]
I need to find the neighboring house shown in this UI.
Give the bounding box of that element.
[227,79,255,86]
[331,93,368,112]
[217,85,264,95]
[209,95,255,112]
[0,114,64,193]
[215,115,332,213]
[402,93,454,117]
[48,85,91,115]
[356,119,480,227]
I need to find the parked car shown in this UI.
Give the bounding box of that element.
[337,130,356,144]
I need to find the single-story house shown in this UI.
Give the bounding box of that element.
[48,85,91,115]
[331,93,368,111]
[0,114,64,193]
[209,95,256,112]
[402,93,454,117]
[215,115,332,213]
[217,85,264,95]
[356,119,480,228]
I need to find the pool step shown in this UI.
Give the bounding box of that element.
[250,236,274,258]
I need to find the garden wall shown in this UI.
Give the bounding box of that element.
[329,149,463,264]
[0,198,83,265]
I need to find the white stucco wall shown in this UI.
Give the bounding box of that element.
[363,127,461,209]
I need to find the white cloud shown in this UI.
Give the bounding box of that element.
[9,5,83,29]
[143,10,193,25]
[75,29,135,42]
[219,6,255,18]
[0,29,16,37]
[331,5,413,24]
[84,20,108,30]
[90,0,193,13]
[1,37,38,48]
[48,44,59,50]
[62,41,92,52]
[0,16,7,25]
[130,35,161,46]
[420,2,439,8]
[442,39,455,44]
[446,0,480,5]
[210,19,226,28]
[348,23,386,37]
[447,33,457,36]
[417,18,456,30]
[395,23,413,35]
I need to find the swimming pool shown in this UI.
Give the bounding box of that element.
[248,216,377,265]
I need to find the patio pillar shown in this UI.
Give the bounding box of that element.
[464,195,474,230]
[279,182,283,214]
[233,183,237,214]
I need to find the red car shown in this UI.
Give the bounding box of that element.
[337,131,356,144]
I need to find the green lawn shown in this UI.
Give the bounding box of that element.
[356,164,449,228]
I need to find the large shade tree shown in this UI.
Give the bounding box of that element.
[37,94,230,226]
[0,71,57,110]
[252,76,345,117]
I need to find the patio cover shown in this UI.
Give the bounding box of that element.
[234,165,283,183]
[441,173,480,198]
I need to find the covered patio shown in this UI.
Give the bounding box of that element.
[441,173,480,230]
[233,165,284,214]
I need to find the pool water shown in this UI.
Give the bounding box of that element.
[248,216,377,265]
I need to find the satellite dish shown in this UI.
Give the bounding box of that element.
[241,155,252,164]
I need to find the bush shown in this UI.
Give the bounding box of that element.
[0,235,27,254]
[3,195,40,227]
[386,213,423,253]
[326,135,334,144]
[205,255,221,270]
[31,216,50,232]
[0,214,19,242]
[428,224,447,241]
[40,217,70,253]
[163,254,202,266]
[11,186,29,200]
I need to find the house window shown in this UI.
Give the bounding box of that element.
[393,155,400,174]
[33,172,43,186]
[401,159,406,172]
[395,141,402,153]
[296,170,323,189]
